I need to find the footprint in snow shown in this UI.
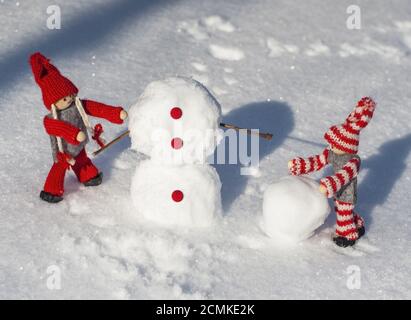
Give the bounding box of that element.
[201,15,236,33]
[177,20,208,41]
[209,44,245,61]
[177,15,236,41]
[338,37,403,62]
[267,37,331,58]
[180,17,241,90]
[266,37,300,57]
[304,41,331,57]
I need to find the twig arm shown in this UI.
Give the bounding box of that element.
[92,122,273,157]
[219,123,273,140]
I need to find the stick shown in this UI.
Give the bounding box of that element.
[92,130,130,156]
[92,123,273,156]
[219,123,273,141]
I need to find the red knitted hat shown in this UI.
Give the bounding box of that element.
[29,52,78,110]
[324,97,376,154]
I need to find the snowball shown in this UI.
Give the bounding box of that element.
[130,160,222,228]
[262,176,330,243]
[128,77,222,164]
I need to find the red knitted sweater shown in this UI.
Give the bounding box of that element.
[43,99,124,144]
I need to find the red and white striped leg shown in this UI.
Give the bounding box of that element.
[335,200,359,241]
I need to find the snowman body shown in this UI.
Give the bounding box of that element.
[129,77,222,227]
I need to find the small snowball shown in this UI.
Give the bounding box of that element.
[262,176,330,243]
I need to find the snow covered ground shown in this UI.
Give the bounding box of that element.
[1,0,411,299]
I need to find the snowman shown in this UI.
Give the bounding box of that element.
[128,77,223,227]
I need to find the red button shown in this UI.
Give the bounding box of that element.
[170,107,183,120]
[171,137,183,149]
[172,190,184,202]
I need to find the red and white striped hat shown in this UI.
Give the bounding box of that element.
[324,97,376,154]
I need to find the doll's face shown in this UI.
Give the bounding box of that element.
[55,95,75,110]
[331,147,347,155]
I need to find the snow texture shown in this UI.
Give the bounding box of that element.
[129,77,222,164]
[130,160,222,228]
[1,0,411,300]
[262,176,330,243]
